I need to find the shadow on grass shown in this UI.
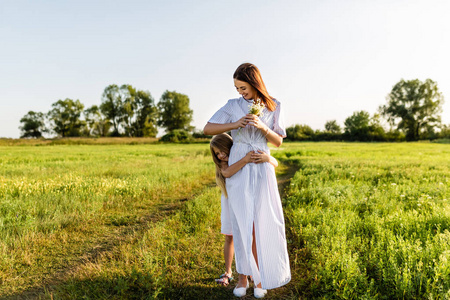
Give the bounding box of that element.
[25,275,298,300]
[1,199,202,300]
[4,267,300,300]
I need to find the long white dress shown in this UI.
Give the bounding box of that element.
[208,97,291,289]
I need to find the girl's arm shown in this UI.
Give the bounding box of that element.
[251,150,278,167]
[268,155,278,168]
[221,151,253,178]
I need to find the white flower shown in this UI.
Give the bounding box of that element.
[248,99,265,117]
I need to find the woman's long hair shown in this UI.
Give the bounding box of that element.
[210,133,233,198]
[233,63,277,111]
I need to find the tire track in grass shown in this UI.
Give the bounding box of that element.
[3,182,216,300]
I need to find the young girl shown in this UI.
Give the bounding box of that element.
[210,133,278,287]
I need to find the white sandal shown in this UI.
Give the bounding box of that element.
[254,287,267,298]
[233,281,249,297]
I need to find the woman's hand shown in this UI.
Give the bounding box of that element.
[251,150,269,164]
[234,115,249,129]
[245,114,268,132]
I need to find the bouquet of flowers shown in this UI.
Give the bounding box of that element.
[248,99,265,117]
[242,99,265,141]
[237,99,266,141]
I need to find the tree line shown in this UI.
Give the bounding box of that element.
[19,84,193,139]
[286,78,449,142]
[20,79,449,142]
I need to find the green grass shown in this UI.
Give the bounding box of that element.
[1,141,449,299]
[0,143,214,297]
[277,142,450,299]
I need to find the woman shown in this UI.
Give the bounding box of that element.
[204,63,291,298]
[209,133,279,287]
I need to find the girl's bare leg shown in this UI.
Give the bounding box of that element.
[224,235,234,276]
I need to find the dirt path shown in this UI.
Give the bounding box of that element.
[277,161,301,199]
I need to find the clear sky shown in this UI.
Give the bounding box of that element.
[1,0,449,138]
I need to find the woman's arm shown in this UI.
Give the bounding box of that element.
[221,151,253,178]
[262,126,283,148]
[251,150,278,167]
[244,114,283,147]
[203,116,248,135]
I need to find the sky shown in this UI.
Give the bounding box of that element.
[1,0,449,138]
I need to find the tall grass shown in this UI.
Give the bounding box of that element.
[2,141,449,299]
[278,142,450,299]
[0,143,213,296]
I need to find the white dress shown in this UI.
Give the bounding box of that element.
[221,194,232,235]
[208,97,291,289]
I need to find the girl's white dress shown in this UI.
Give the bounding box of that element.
[208,97,291,289]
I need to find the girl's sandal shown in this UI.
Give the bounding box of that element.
[215,273,233,286]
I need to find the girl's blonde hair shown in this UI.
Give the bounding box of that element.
[210,133,233,198]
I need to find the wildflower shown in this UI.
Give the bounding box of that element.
[248,99,265,117]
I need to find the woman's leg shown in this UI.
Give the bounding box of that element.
[236,273,248,288]
[224,235,234,276]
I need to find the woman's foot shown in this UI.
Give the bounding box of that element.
[233,275,249,297]
[254,287,267,298]
[253,281,267,298]
[215,272,233,286]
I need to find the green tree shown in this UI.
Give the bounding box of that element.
[100,84,124,136]
[344,111,371,141]
[344,111,388,141]
[99,84,158,137]
[380,79,444,141]
[136,89,158,137]
[157,90,193,132]
[122,85,158,137]
[286,124,315,141]
[121,84,137,136]
[324,120,342,134]
[84,105,111,137]
[439,124,450,139]
[19,111,47,138]
[47,99,86,137]
[368,113,387,141]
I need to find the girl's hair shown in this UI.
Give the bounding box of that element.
[233,63,277,111]
[210,133,233,198]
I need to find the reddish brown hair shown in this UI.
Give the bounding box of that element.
[233,63,276,111]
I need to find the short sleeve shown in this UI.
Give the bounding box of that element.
[208,99,233,124]
[272,101,286,138]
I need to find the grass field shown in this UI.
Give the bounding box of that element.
[0,140,449,299]
[280,142,450,299]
